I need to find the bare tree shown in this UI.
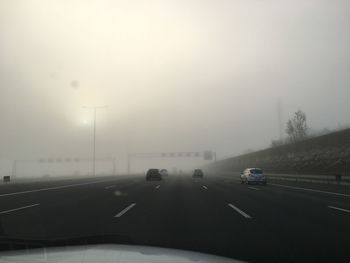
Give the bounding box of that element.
[286,110,308,142]
[270,138,286,147]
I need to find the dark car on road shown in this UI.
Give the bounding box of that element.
[192,169,204,178]
[146,169,162,181]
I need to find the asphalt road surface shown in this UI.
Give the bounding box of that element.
[0,174,350,262]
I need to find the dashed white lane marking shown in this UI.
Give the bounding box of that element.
[155,185,161,189]
[0,179,118,197]
[328,205,350,213]
[202,185,208,190]
[248,187,260,191]
[104,185,116,189]
[114,203,136,218]
[269,183,350,198]
[228,203,252,219]
[0,204,40,215]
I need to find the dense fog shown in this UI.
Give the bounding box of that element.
[1,0,349,176]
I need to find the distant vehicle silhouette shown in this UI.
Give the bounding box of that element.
[192,169,204,178]
[146,169,162,181]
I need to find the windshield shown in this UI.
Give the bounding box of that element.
[1,1,349,263]
[250,169,263,174]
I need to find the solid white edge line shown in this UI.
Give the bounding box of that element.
[155,185,161,189]
[114,203,136,218]
[269,183,350,198]
[228,203,252,219]
[0,179,117,197]
[104,185,116,189]
[0,203,40,215]
[328,205,350,213]
[202,185,208,190]
[248,187,260,191]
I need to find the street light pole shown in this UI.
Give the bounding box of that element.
[82,105,107,176]
[127,154,130,175]
[12,160,17,179]
[93,108,97,177]
[113,157,116,175]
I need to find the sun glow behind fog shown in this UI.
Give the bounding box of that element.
[48,1,206,124]
[1,0,207,117]
[80,119,90,126]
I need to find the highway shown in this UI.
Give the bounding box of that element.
[0,174,350,262]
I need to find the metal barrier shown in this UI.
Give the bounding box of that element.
[266,173,350,185]
[219,172,350,185]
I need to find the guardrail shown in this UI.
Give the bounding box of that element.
[219,172,350,186]
[267,173,350,185]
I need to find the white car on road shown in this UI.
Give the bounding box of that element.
[240,168,267,185]
[160,169,169,177]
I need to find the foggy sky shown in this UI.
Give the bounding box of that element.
[1,0,350,173]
